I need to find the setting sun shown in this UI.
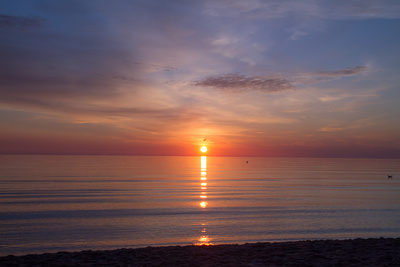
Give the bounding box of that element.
[200,146,207,153]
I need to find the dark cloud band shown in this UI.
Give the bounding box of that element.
[193,74,293,93]
[0,14,46,30]
[312,66,369,77]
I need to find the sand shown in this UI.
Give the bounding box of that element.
[1,238,400,266]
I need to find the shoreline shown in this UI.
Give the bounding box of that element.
[1,238,400,266]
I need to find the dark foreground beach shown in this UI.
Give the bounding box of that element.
[1,238,400,266]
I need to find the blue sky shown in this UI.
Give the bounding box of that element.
[1,0,400,157]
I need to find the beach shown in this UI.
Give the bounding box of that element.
[1,238,399,266]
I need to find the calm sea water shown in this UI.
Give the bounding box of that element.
[1,155,400,256]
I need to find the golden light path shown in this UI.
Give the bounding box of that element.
[200,156,208,207]
[197,155,212,245]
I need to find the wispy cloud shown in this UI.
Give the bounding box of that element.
[203,1,400,43]
[204,1,320,19]
[311,66,369,77]
[0,14,45,31]
[318,126,345,132]
[133,62,179,72]
[204,0,400,20]
[298,65,371,85]
[193,74,293,93]
[193,65,369,93]
[327,1,400,19]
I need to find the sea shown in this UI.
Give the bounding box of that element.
[1,155,399,256]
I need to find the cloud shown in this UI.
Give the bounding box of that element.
[193,65,369,93]
[311,66,370,77]
[0,88,203,127]
[297,65,371,85]
[112,75,138,82]
[133,62,179,72]
[327,1,400,19]
[193,74,293,93]
[203,1,320,19]
[0,14,45,31]
[318,127,345,132]
[203,1,400,42]
[204,0,400,20]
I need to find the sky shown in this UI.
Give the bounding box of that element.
[1,0,400,158]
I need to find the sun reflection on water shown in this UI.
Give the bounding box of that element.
[200,201,207,208]
[199,156,208,208]
[197,156,212,245]
[197,225,212,245]
[201,156,206,169]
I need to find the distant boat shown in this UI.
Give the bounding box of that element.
[387,175,393,178]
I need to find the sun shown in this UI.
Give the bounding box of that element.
[200,146,207,153]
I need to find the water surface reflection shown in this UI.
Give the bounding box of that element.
[199,156,208,209]
[197,156,212,245]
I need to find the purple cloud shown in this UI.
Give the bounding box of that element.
[312,66,369,77]
[193,74,293,93]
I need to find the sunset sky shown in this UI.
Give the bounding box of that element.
[1,0,400,157]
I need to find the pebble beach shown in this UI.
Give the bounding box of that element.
[1,238,400,266]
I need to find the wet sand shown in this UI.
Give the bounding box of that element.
[1,238,400,266]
